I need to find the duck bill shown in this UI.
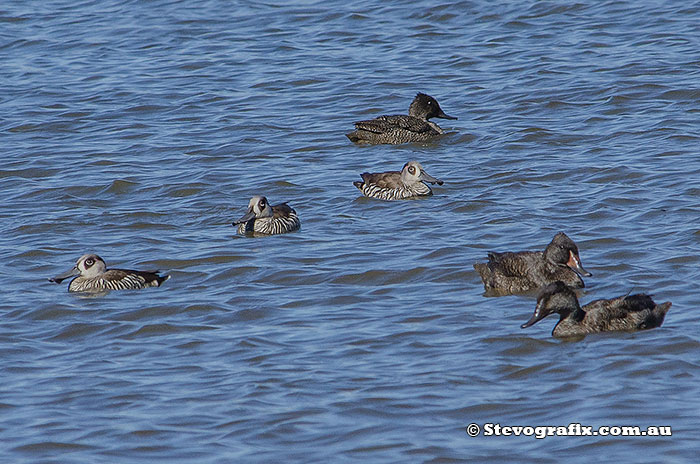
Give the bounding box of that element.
[567,251,592,277]
[49,266,80,284]
[233,210,256,226]
[419,171,444,186]
[521,303,548,329]
[436,109,457,120]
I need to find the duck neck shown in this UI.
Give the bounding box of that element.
[242,218,256,232]
[427,120,444,134]
[560,301,585,324]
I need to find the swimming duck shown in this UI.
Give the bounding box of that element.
[474,232,591,295]
[233,195,300,235]
[353,161,443,200]
[521,281,671,339]
[346,93,457,144]
[49,254,170,292]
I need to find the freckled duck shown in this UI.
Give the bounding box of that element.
[346,93,457,144]
[521,281,671,339]
[474,232,591,295]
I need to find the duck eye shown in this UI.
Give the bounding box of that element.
[259,200,266,208]
[408,166,415,174]
[85,259,94,266]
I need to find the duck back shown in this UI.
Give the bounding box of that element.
[347,115,441,144]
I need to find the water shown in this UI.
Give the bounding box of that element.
[2,1,699,462]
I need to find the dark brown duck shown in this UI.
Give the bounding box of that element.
[346,93,457,144]
[473,232,591,295]
[521,281,671,339]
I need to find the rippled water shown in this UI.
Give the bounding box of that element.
[2,1,700,462]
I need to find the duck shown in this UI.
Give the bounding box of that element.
[49,254,170,292]
[521,281,671,339]
[346,93,457,144]
[353,161,443,200]
[233,195,300,235]
[474,232,591,295]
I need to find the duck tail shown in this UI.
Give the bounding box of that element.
[473,262,491,287]
[656,301,672,318]
[644,301,671,329]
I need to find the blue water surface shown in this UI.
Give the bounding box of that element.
[1,1,699,462]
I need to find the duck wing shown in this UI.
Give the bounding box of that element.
[620,294,657,312]
[354,115,432,134]
[103,269,168,287]
[272,203,296,218]
[359,171,402,188]
[102,269,136,282]
[486,251,536,277]
[585,294,670,331]
[584,294,654,321]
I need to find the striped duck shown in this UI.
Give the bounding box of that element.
[353,161,443,200]
[233,195,300,235]
[49,254,170,293]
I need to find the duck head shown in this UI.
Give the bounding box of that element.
[400,161,444,186]
[234,196,273,225]
[521,281,580,328]
[49,254,106,283]
[408,93,457,121]
[544,232,592,277]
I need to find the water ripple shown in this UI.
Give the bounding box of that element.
[2,0,700,462]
